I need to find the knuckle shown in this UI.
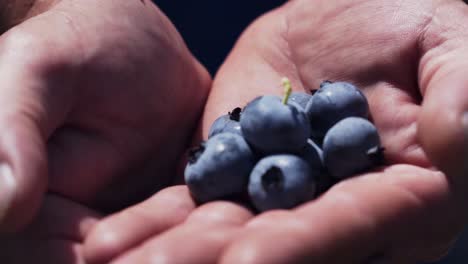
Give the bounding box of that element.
[246,210,292,228]
[87,222,123,252]
[186,201,253,226]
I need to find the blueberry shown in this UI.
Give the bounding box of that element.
[305,81,369,140]
[185,133,256,203]
[323,117,384,179]
[289,91,312,110]
[248,154,318,212]
[208,107,242,138]
[298,139,336,196]
[240,95,310,154]
[319,80,333,89]
[300,139,324,168]
[298,139,325,199]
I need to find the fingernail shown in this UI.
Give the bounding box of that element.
[0,164,15,222]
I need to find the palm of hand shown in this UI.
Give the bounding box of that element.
[84,1,468,263]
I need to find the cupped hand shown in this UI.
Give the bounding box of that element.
[0,0,210,232]
[84,0,468,263]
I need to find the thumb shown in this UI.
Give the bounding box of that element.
[0,13,81,231]
[418,1,468,189]
[205,6,302,137]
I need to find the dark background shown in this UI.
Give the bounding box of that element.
[155,1,285,74]
[155,1,467,263]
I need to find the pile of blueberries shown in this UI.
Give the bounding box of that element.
[185,79,384,212]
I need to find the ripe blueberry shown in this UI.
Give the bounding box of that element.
[185,133,256,203]
[208,107,242,138]
[300,139,324,168]
[305,81,369,140]
[289,91,312,110]
[240,95,310,154]
[323,117,384,179]
[248,154,318,212]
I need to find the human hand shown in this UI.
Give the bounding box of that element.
[0,194,101,264]
[83,0,468,263]
[0,0,210,233]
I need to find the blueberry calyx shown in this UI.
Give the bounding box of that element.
[229,107,242,121]
[367,146,385,166]
[188,142,206,164]
[261,167,284,192]
[320,80,333,88]
[282,77,293,105]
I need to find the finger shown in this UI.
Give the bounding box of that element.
[22,193,102,240]
[221,165,462,264]
[418,1,468,187]
[0,193,101,263]
[111,201,253,264]
[84,186,196,264]
[0,12,83,231]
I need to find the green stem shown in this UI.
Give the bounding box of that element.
[281,77,292,105]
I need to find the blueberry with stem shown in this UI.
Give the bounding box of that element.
[240,77,310,154]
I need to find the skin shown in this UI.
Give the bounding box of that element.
[0,0,60,32]
[0,0,210,262]
[0,0,33,32]
[83,0,468,263]
[0,194,101,263]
